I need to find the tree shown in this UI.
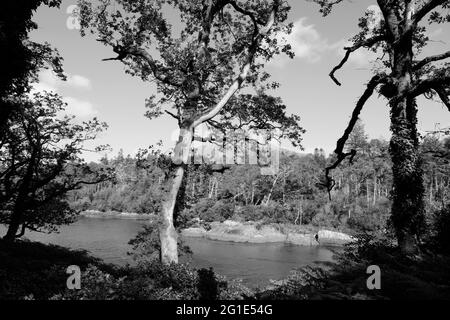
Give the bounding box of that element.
[0,0,64,132]
[0,91,111,242]
[312,0,450,253]
[78,0,303,264]
[345,120,368,154]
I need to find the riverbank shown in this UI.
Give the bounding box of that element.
[182,220,354,246]
[80,210,155,220]
[79,211,354,246]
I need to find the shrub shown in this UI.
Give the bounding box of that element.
[429,204,450,255]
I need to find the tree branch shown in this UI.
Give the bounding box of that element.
[324,74,386,197]
[413,50,450,71]
[192,0,280,128]
[434,86,450,111]
[330,35,386,86]
[101,42,181,88]
[165,110,181,121]
[411,73,450,100]
[413,0,448,25]
[228,0,264,38]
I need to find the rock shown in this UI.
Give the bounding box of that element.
[181,227,207,238]
[317,230,354,245]
[181,221,353,247]
[223,220,241,227]
[286,233,317,246]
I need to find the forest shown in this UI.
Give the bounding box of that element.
[68,124,450,237]
[1,0,450,302]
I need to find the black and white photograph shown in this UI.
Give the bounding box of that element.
[1,0,450,308]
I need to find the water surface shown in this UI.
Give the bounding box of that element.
[1,217,336,287]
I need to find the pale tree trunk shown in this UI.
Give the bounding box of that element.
[263,174,280,206]
[157,5,278,264]
[159,127,193,264]
[373,174,377,206]
[366,179,370,206]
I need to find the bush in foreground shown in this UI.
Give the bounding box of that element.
[0,240,251,300]
[256,233,450,300]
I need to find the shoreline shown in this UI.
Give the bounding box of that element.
[80,211,354,246]
[80,210,154,220]
[182,221,354,247]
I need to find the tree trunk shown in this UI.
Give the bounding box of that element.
[3,210,21,242]
[373,174,377,206]
[3,149,37,242]
[389,88,425,254]
[366,179,370,206]
[159,127,193,264]
[387,27,426,254]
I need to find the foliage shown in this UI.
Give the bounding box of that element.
[128,220,193,264]
[428,203,450,255]
[0,91,111,240]
[257,233,450,300]
[0,0,63,132]
[310,0,450,252]
[0,239,111,300]
[69,128,450,237]
[0,240,251,300]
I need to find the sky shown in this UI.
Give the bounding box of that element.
[30,0,450,162]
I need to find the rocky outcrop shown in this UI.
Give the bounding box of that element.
[317,230,354,246]
[80,210,153,219]
[181,220,353,246]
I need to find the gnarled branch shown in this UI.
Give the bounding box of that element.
[192,0,280,128]
[324,74,386,198]
[413,0,448,25]
[413,50,450,71]
[434,86,450,111]
[330,35,386,86]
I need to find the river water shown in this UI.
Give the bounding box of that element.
[1,216,337,288]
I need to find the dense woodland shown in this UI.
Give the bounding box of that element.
[68,121,450,235]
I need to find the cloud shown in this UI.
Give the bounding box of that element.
[272,17,371,66]
[36,69,92,91]
[271,11,385,68]
[273,18,330,65]
[63,97,98,118]
[32,70,97,118]
[67,74,92,89]
[288,18,329,62]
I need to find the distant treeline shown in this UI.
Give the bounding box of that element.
[68,122,450,234]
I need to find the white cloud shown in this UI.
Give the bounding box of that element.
[67,74,92,89]
[271,11,385,68]
[274,18,329,64]
[64,97,98,118]
[32,70,97,118]
[288,18,329,62]
[35,69,92,91]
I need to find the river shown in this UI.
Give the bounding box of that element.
[1,216,337,288]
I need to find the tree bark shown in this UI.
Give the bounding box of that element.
[390,97,425,254]
[389,37,426,254]
[159,127,193,264]
[3,148,37,242]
